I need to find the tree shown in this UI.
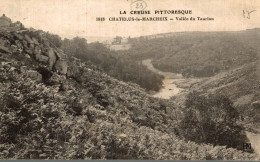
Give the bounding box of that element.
[178,92,247,150]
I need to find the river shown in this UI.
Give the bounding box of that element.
[142,59,184,99]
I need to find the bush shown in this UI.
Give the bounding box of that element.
[177,92,248,150]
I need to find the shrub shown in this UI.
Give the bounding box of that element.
[177,92,248,150]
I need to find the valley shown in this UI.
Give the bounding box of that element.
[0,15,259,160]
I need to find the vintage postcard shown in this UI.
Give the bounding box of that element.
[0,0,259,160]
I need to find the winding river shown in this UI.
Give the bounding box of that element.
[142,59,184,99]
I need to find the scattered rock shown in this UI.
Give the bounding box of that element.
[24,34,34,44]
[15,40,23,49]
[67,61,80,77]
[20,66,27,73]
[25,54,30,58]
[54,59,68,75]
[24,48,33,55]
[0,44,10,53]
[9,67,16,71]
[60,81,70,91]
[29,43,34,49]
[27,70,42,82]
[252,101,260,109]
[10,45,18,53]
[49,72,66,85]
[13,32,24,40]
[22,40,29,49]
[32,37,39,45]
[1,62,11,66]
[0,38,11,53]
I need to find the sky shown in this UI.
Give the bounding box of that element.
[0,0,259,39]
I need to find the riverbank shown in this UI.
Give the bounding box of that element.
[142,59,184,99]
[142,59,201,99]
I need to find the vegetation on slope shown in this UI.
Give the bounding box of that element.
[189,60,260,129]
[0,59,257,160]
[128,30,259,77]
[46,36,163,92]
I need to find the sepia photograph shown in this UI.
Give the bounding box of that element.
[0,0,259,160]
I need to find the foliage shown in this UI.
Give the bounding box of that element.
[0,65,258,160]
[177,92,249,150]
[61,39,163,91]
[127,31,258,77]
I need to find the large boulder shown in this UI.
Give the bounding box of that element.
[54,59,67,75]
[47,48,56,69]
[35,46,48,63]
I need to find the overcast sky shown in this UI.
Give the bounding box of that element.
[0,0,259,38]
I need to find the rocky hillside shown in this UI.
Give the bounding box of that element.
[0,23,259,160]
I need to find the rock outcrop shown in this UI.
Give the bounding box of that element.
[0,19,69,80]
